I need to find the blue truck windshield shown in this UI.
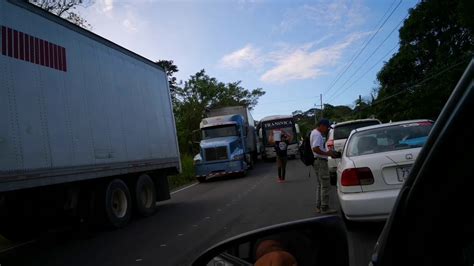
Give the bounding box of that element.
[202,125,238,139]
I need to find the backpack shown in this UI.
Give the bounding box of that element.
[299,132,315,166]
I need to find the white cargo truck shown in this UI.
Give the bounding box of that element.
[0,0,180,239]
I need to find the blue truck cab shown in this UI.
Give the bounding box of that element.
[194,114,249,182]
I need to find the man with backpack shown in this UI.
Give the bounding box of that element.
[310,119,338,214]
[275,134,290,183]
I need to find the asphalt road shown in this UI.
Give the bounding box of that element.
[0,160,384,266]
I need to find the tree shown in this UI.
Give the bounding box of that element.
[30,0,92,29]
[155,60,180,104]
[174,70,265,153]
[375,0,473,121]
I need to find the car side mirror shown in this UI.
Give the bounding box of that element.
[192,216,349,266]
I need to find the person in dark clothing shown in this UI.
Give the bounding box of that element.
[275,134,289,182]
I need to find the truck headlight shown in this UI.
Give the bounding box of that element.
[193,154,202,164]
[232,154,244,161]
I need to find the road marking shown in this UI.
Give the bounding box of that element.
[160,244,167,247]
[205,216,211,219]
[0,239,36,254]
[192,224,198,227]
[135,259,143,262]
[177,233,184,237]
[171,182,198,195]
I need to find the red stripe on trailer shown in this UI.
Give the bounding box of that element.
[19,32,24,60]
[49,42,54,69]
[52,43,56,69]
[35,37,40,64]
[1,26,6,55]
[61,47,67,72]
[53,44,58,70]
[54,45,59,69]
[57,45,63,70]
[24,34,30,61]
[39,39,44,65]
[1,25,66,72]
[29,35,35,63]
[44,41,50,67]
[13,30,18,58]
[7,28,12,57]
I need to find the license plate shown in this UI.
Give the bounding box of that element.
[396,166,412,182]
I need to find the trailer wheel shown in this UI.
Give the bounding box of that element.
[104,179,132,228]
[134,175,157,217]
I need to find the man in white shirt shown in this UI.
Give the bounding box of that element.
[310,119,337,214]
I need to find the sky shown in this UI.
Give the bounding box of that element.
[77,0,418,120]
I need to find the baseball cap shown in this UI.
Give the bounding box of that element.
[318,119,330,127]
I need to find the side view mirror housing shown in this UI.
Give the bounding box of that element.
[192,129,202,144]
[192,216,349,266]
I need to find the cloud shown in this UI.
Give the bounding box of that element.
[219,44,263,69]
[100,0,114,12]
[277,0,368,33]
[122,19,138,32]
[260,33,367,83]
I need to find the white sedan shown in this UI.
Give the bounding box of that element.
[337,120,433,224]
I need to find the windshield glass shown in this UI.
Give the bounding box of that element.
[334,121,381,140]
[202,125,238,139]
[346,121,433,157]
[261,119,297,146]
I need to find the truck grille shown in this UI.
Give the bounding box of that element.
[204,147,228,161]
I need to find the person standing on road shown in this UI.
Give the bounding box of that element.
[311,119,338,214]
[275,134,289,183]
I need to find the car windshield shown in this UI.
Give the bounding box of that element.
[346,121,433,157]
[202,125,238,139]
[334,121,381,140]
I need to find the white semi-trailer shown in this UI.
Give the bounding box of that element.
[0,0,180,239]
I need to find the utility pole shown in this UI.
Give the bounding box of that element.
[358,95,362,119]
[314,94,323,125]
[320,94,323,120]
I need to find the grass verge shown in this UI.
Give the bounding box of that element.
[168,154,196,190]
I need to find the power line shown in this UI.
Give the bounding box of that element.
[323,0,402,96]
[362,57,472,110]
[328,44,399,103]
[327,14,408,102]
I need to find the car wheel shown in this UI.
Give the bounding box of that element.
[197,176,206,183]
[134,175,157,217]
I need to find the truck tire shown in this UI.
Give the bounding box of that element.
[134,175,157,217]
[0,195,38,241]
[104,179,132,228]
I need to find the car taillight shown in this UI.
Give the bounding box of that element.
[341,167,374,186]
[327,139,334,150]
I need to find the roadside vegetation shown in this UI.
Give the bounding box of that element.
[168,154,195,190]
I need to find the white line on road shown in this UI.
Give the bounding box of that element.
[0,239,36,254]
[170,182,198,195]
